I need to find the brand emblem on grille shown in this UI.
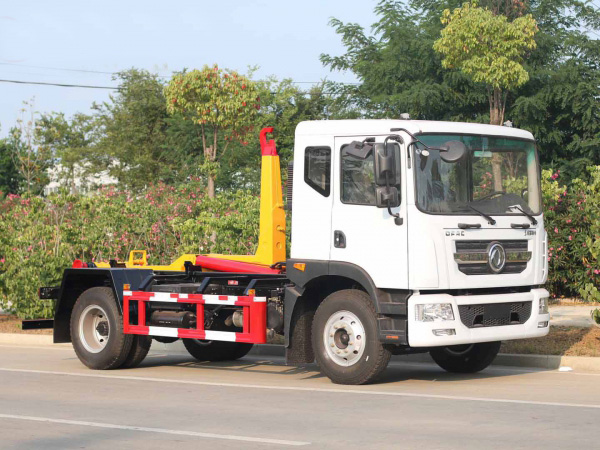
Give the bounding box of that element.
[487,242,506,273]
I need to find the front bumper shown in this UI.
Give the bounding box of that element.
[407,288,550,347]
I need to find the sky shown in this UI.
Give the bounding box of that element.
[0,0,379,138]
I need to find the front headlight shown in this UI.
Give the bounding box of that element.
[539,297,549,314]
[415,303,455,322]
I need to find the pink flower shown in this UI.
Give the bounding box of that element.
[594,269,600,275]
[568,236,572,241]
[0,258,4,263]
[566,219,571,223]
[554,227,558,233]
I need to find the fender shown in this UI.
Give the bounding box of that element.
[284,259,410,356]
[53,268,153,343]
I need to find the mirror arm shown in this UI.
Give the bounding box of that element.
[382,134,404,226]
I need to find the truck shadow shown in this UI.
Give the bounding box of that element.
[135,353,551,384]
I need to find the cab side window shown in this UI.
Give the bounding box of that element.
[304,147,331,197]
[341,144,401,205]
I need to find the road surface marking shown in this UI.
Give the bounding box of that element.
[0,413,310,446]
[1,367,599,410]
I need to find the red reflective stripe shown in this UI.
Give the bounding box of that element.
[178,329,206,340]
[123,290,266,343]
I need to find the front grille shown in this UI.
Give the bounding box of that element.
[458,301,532,328]
[455,240,528,252]
[459,262,527,275]
[454,239,529,275]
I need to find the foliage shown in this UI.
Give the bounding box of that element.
[2,165,600,318]
[35,112,99,192]
[433,1,538,125]
[164,65,260,198]
[93,69,173,190]
[322,0,600,178]
[0,184,259,318]
[542,167,600,302]
[0,138,21,195]
[9,100,52,195]
[592,308,600,325]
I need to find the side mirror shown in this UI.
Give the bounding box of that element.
[440,140,467,163]
[345,140,373,160]
[373,143,401,186]
[375,186,400,208]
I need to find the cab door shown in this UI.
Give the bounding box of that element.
[329,135,409,289]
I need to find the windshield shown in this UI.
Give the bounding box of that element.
[414,134,541,216]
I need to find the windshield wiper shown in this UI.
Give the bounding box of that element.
[508,205,538,225]
[462,204,496,225]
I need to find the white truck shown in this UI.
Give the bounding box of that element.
[32,119,550,385]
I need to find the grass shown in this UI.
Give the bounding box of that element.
[500,326,600,357]
[0,315,52,335]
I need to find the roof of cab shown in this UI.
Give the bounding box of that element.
[295,119,534,141]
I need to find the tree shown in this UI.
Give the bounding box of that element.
[321,1,489,121]
[164,65,260,198]
[0,138,21,195]
[9,100,52,195]
[433,2,538,126]
[35,112,98,193]
[94,69,171,190]
[322,0,600,179]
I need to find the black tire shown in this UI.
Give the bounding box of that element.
[312,289,391,385]
[70,287,133,370]
[182,339,253,362]
[121,335,152,369]
[429,341,501,373]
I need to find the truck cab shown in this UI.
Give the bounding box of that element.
[285,120,549,380]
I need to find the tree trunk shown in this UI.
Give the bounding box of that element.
[207,175,215,199]
[490,87,504,192]
[204,144,216,199]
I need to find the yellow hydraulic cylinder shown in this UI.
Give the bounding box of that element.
[207,127,286,267]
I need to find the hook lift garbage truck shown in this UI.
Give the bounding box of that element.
[30,120,551,385]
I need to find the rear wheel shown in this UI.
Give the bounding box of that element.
[182,339,253,362]
[121,335,152,369]
[70,287,133,370]
[429,341,501,373]
[312,289,391,385]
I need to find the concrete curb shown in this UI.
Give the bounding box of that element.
[1,333,598,372]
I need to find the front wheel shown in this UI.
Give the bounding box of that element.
[429,341,501,373]
[312,289,391,385]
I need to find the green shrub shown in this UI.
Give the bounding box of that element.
[1,166,599,318]
[0,182,259,318]
[542,167,600,302]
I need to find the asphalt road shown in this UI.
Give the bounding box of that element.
[0,343,598,449]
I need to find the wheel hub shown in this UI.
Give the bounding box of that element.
[323,310,366,367]
[78,305,110,354]
[96,322,109,337]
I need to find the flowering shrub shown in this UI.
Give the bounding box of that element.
[0,182,259,318]
[543,167,600,302]
[1,167,599,318]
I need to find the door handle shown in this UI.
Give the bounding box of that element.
[334,230,346,248]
